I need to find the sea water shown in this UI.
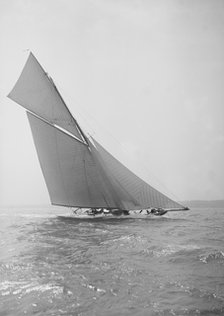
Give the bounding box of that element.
[0,205,224,316]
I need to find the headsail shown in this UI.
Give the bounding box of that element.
[8,52,83,141]
[91,137,185,210]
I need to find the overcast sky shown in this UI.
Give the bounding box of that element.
[0,0,224,205]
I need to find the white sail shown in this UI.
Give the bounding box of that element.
[91,137,184,210]
[8,53,83,141]
[27,112,122,208]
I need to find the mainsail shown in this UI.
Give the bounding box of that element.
[26,112,121,209]
[8,52,186,211]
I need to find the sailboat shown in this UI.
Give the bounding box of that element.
[8,52,188,218]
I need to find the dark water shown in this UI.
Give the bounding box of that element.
[0,206,224,316]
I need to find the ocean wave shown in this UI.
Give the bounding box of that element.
[199,251,224,264]
[1,206,224,315]
[0,280,64,297]
[152,306,224,316]
[0,262,23,273]
[102,234,148,248]
[101,236,202,261]
[168,280,224,301]
[145,244,201,258]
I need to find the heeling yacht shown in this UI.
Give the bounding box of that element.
[7,52,189,218]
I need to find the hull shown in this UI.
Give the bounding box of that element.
[58,210,168,220]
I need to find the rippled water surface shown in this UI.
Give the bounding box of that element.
[0,206,224,316]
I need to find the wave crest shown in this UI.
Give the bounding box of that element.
[200,251,224,264]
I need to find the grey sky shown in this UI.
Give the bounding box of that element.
[0,0,224,205]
